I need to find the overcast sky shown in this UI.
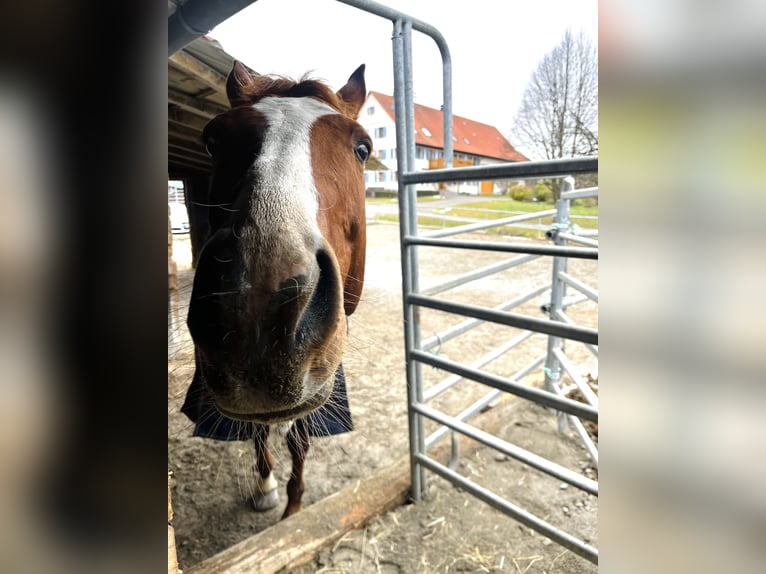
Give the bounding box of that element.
[209,0,598,158]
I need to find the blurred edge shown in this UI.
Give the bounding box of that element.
[0,1,167,573]
[600,0,766,573]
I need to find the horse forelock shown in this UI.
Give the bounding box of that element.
[234,75,359,118]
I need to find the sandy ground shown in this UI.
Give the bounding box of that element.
[168,221,598,573]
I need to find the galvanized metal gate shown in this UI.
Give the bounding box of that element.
[340,0,598,564]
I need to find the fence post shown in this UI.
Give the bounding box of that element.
[543,176,574,433]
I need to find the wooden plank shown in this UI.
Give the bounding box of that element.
[169,472,180,574]
[168,149,210,168]
[185,406,510,574]
[169,107,209,132]
[170,51,227,95]
[186,453,412,574]
[169,142,210,161]
[168,88,228,119]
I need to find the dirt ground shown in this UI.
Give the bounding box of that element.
[168,221,598,573]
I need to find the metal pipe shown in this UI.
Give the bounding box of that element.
[561,187,598,200]
[168,0,258,56]
[558,271,599,303]
[568,414,599,467]
[335,0,454,166]
[553,310,599,357]
[401,18,428,495]
[541,294,589,314]
[422,285,550,351]
[552,348,599,407]
[423,331,538,402]
[402,157,598,185]
[557,233,599,248]
[543,180,572,415]
[425,354,545,438]
[423,209,557,239]
[408,294,599,346]
[411,350,598,422]
[421,254,540,297]
[417,404,598,495]
[414,455,599,564]
[391,17,422,501]
[406,236,598,260]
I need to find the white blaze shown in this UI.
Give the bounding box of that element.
[240,97,339,282]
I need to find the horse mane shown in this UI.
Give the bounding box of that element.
[238,74,357,117]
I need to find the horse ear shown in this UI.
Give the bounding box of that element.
[226,61,255,107]
[337,64,366,119]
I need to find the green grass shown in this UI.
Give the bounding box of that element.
[376,197,598,239]
[366,195,441,204]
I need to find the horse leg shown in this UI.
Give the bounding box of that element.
[252,424,279,511]
[282,422,310,519]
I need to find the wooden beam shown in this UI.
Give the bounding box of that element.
[168,136,208,157]
[169,142,210,161]
[169,51,227,94]
[168,150,210,170]
[168,89,228,119]
[185,453,412,574]
[184,403,512,574]
[168,107,209,132]
[169,122,204,144]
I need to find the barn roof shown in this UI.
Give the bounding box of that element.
[368,91,528,163]
[168,34,239,176]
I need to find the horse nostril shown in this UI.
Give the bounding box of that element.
[294,249,341,350]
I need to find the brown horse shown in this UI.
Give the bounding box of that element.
[183,61,369,518]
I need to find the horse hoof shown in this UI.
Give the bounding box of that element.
[252,488,279,511]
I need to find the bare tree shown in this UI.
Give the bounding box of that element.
[512,29,598,190]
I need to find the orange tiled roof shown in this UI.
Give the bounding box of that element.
[369,91,527,163]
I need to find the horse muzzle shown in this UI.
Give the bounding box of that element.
[187,231,345,423]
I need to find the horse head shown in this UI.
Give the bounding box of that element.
[187,61,370,425]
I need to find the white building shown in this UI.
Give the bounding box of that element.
[358,91,528,194]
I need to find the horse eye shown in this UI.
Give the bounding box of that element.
[354,142,370,163]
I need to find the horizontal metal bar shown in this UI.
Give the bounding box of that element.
[572,228,599,237]
[541,294,589,314]
[561,187,598,200]
[416,404,598,495]
[422,285,550,352]
[422,209,557,239]
[408,294,599,346]
[401,157,598,185]
[414,454,599,563]
[553,348,599,407]
[406,236,599,259]
[558,272,598,303]
[422,254,539,297]
[423,332,538,402]
[558,232,599,248]
[553,311,599,357]
[411,350,598,422]
[425,354,546,442]
[568,414,599,467]
[338,0,447,38]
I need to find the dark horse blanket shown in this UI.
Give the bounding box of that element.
[181,361,353,440]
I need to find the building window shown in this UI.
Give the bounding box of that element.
[374,127,387,138]
[376,171,386,182]
[365,172,370,183]
[379,149,387,160]
[366,106,375,115]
